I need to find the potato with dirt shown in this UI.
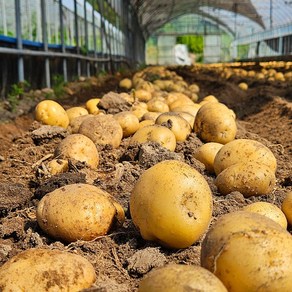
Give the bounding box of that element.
[0,248,96,291]
[113,111,140,138]
[66,106,89,122]
[201,211,292,291]
[282,191,292,225]
[78,114,123,148]
[130,160,213,249]
[138,264,227,292]
[54,133,99,168]
[37,183,125,242]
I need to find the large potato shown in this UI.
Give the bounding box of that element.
[113,111,140,137]
[201,211,292,291]
[215,161,276,197]
[130,160,213,249]
[155,112,192,142]
[243,201,287,229]
[37,183,125,242]
[78,114,123,148]
[0,248,96,291]
[138,264,227,292]
[281,191,292,225]
[54,134,99,168]
[194,102,237,144]
[35,100,69,128]
[213,138,277,175]
[130,124,176,151]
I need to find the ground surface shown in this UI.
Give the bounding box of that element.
[0,65,291,291]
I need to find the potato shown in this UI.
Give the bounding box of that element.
[238,82,248,90]
[194,142,223,173]
[174,111,195,128]
[113,111,140,137]
[119,78,132,89]
[213,138,277,175]
[155,112,191,142]
[54,134,99,168]
[66,106,89,122]
[188,83,200,93]
[138,119,155,129]
[147,99,169,113]
[133,89,152,102]
[37,183,125,242]
[281,191,292,225]
[243,202,287,229]
[85,98,100,114]
[215,161,276,197]
[194,102,237,144]
[0,248,96,291]
[131,124,176,151]
[78,114,123,148]
[201,211,292,291]
[171,104,201,118]
[35,100,69,128]
[69,114,94,133]
[138,264,227,292]
[47,159,69,175]
[142,111,161,121]
[130,160,213,249]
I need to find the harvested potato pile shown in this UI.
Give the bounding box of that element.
[0,63,291,291]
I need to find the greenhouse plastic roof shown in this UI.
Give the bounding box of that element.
[130,0,292,38]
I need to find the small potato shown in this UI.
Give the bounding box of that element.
[215,161,276,197]
[133,89,152,102]
[78,114,123,148]
[194,142,223,173]
[201,211,292,291]
[213,138,277,175]
[281,191,292,225]
[0,248,96,291]
[189,83,200,93]
[35,100,69,128]
[194,102,237,144]
[147,99,169,113]
[54,134,99,168]
[119,78,132,89]
[47,159,69,175]
[155,112,191,142]
[37,183,125,242]
[139,264,227,292]
[69,114,94,133]
[142,111,161,121]
[238,82,248,90]
[243,202,287,229]
[85,98,100,114]
[113,111,140,137]
[130,160,213,249]
[66,106,89,122]
[131,124,176,151]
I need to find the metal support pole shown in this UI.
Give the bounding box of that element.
[279,36,283,54]
[15,0,24,82]
[59,0,67,82]
[84,0,90,77]
[270,0,273,29]
[74,0,81,76]
[92,8,97,74]
[41,0,51,88]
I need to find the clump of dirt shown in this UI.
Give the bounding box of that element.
[0,65,291,291]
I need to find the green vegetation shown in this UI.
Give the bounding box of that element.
[52,74,66,99]
[237,44,250,60]
[7,81,30,112]
[176,35,204,62]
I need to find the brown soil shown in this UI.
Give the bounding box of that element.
[0,65,291,291]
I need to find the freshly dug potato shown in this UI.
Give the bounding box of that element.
[189,83,200,93]
[35,100,69,128]
[142,111,161,121]
[78,114,123,148]
[131,124,176,151]
[215,161,276,197]
[194,102,237,144]
[138,119,155,129]
[138,264,227,292]
[119,78,132,89]
[0,248,96,291]
[130,160,213,249]
[243,202,287,229]
[47,159,69,175]
[54,134,99,168]
[238,82,248,90]
[85,98,100,114]
[133,89,152,102]
[201,211,292,291]
[281,191,292,225]
[171,104,201,118]
[37,183,125,242]
[174,111,195,128]
[113,111,140,137]
[147,98,169,113]
[213,138,277,175]
[69,114,94,133]
[155,112,191,142]
[66,106,89,122]
[194,142,223,173]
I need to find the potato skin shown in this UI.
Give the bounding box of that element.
[201,211,292,292]
[138,264,227,292]
[0,248,96,291]
[215,162,276,197]
[130,160,212,249]
[281,191,292,225]
[213,138,277,175]
[54,134,99,168]
[194,102,237,144]
[37,184,124,242]
[113,111,140,137]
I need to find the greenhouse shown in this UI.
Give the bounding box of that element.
[0,1,291,291]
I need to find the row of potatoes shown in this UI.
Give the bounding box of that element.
[1,65,292,291]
